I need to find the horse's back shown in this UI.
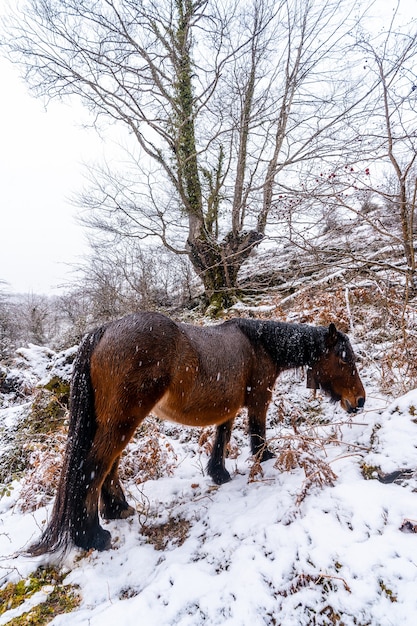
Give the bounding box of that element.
[93,311,181,353]
[178,319,253,371]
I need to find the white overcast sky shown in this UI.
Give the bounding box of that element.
[0,53,104,295]
[0,0,415,295]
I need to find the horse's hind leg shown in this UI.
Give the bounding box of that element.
[207,419,234,485]
[76,417,143,551]
[100,456,135,520]
[72,455,113,551]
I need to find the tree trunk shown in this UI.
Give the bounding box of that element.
[187,230,263,309]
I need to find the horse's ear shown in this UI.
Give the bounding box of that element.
[326,322,338,347]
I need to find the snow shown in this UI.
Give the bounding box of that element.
[1,346,417,624]
[16,344,77,385]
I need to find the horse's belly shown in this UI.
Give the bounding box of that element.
[153,392,240,427]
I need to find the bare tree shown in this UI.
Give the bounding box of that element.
[286,8,417,294]
[65,239,199,325]
[0,283,16,359]
[20,294,54,345]
[364,27,417,290]
[0,291,65,352]
[3,0,378,307]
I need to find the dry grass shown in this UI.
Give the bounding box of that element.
[140,516,191,551]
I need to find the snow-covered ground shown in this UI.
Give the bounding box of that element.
[1,343,417,625]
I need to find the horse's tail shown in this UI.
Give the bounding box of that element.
[28,325,107,556]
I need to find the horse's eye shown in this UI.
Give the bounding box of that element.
[340,350,355,365]
[339,349,349,364]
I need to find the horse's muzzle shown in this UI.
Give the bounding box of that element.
[346,396,365,413]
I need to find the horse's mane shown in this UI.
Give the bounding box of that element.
[229,318,329,368]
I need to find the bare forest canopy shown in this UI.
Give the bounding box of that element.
[1,0,416,309]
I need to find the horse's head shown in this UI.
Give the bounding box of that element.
[307,323,365,413]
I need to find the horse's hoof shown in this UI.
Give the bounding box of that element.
[75,527,112,552]
[101,502,135,520]
[95,529,112,551]
[118,505,135,519]
[260,448,275,463]
[209,468,232,485]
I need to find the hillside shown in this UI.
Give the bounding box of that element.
[1,274,417,625]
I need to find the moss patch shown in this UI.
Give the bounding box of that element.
[42,376,70,408]
[361,463,380,480]
[29,387,68,434]
[0,567,80,624]
[379,580,398,603]
[0,386,68,489]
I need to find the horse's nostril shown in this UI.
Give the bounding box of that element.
[357,397,365,408]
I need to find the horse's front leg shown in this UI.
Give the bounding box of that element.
[247,405,275,462]
[206,419,234,485]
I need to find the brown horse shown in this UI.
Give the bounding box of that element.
[29,312,365,555]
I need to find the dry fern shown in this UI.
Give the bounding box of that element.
[120,417,178,484]
[19,434,66,512]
